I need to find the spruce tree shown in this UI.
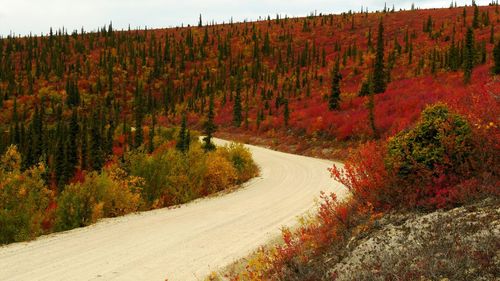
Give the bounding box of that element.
[12,98,20,145]
[106,120,115,157]
[367,27,373,51]
[244,91,250,129]
[81,117,88,170]
[494,39,500,74]
[32,105,44,163]
[68,109,79,173]
[202,92,217,152]
[464,27,475,84]
[134,82,144,148]
[176,112,189,153]
[90,109,104,171]
[55,120,70,191]
[283,99,290,127]
[66,78,80,108]
[233,89,243,127]
[134,114,143,149]
[373,20,387,94]
[473,1,479,29]
[358,75,373,97]
[329,59,342,111]
[149,112,156,153]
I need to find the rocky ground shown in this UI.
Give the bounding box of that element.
[320,198,500,281]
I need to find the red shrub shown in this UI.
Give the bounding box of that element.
[330,141,395,210]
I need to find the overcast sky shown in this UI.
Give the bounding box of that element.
[0,0,491,36]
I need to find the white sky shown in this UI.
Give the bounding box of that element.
[0,0,492,36]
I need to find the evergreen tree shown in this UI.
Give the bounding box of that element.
[262,32,271,56]
[329,59,342,111]
[176,112,189,153]
[149,112,156,153]
[373,20,387,94]
[32,105,44,164]
[68,109,79,173]
[464,27,475,84]
[12,98,20,145]
[134,82,144,148]
[66,78,80,108]
[494,39,500,74]
[408,38,414,65]
[358,75,373,97]
[367,27,373,51]
[202,92,217,152]
[473,1,480,29]
[134,115,143,149]
[54,119,70,191]
[283,99,290,127]
[90,109,104,171]
[106,120,115,157]
[244,91,250,129]
[81,117,88,170]
[233,89,243,127]
[449,27,460,71]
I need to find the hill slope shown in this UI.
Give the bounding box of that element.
[0,4,498,182]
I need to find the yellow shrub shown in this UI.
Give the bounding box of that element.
[56,170,144,231]
[0,147,52,244]
[203,153,238,195]
[104,165,145,217]
[219,143,259,183]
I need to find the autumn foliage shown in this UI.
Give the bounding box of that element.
[0,139,258,244]
[332,103,498,210]
[0,146,53,244]
[222,102,498,280]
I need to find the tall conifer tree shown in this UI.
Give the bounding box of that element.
[329,58,342,110]
[203,92,217,152]
[493,39,500,74]
[233,90,243,127]
[464,27,475,84]
[176,112,189,153]
[373,20,387,94]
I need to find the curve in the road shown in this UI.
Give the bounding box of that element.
[0,138,347,281]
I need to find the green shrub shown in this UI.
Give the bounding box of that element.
[128,141,258,208]
[55,173,105,231]
[383,103,492,208]
[128,147,187,207]
[0,146,52,244]
[55,169,143,231]
[219,143,259,183]
[387,103,474,179]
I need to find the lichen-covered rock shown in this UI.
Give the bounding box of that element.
[328,198,499,281]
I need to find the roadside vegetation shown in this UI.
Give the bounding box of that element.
[211,103,498,281]
[0,130,258,244]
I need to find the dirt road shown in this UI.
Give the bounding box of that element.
[0,139,347,281]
